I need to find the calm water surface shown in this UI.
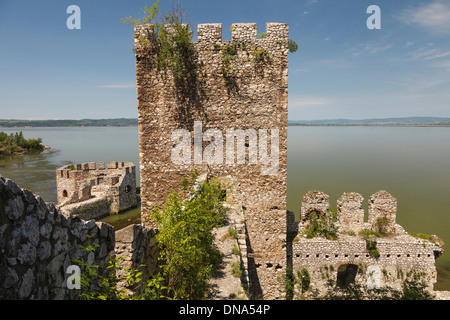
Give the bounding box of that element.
[1,126,449,290]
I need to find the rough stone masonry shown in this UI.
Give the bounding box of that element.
[135,22,289,299]
[56,161,137,220]
[288,190,445,297]
[0,176,115,299]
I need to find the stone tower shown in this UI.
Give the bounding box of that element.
[135,22,289,299]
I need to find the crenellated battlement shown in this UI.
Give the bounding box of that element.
[296,190,398,234]
[135,22,289,46]
[55,162,137,219]
[287,190,444,297]
[57,161,134,175]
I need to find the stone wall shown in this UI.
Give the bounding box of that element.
[56,162,137,219]
[135,22,289,299]
[337,192,364,233]
[300,191,330,221]
[114,224,160,294]
[288,190,444,297]
[368,190,397,234]
[0,176,115,299]
[290,237,441,295]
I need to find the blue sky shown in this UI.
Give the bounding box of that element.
[0,0,449,120]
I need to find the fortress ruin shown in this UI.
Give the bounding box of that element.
[134,22,445,299]
[0,21,446,301]
[135,22,289,298]
[56,162,137,220]
[287,190,444,297]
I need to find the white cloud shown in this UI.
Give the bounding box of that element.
[289,96,330,108]
[401,47,450,62]
[399,1,450,34]
[351,42,393,57]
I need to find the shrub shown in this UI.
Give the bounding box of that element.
[304,210,339,240]
[147,174,229,299]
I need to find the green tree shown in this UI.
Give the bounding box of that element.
[148,173,229,299]
[121,0,195,80]
[0,131,44,156]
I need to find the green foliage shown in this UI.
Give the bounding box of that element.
[374,216,392,235]
[227,226,238,239]
[409,232,433,240]
[220,44,240,95]
[283,266,311,300]
[409,232,441,245]
[366,240,380,258]
[359,228,382,239]
[288,39,299,53]
[0,131,44,156]
[231,261,242,278]
[232,245,241,256]
[122,1,196,81]
[257,32,266,39]
[360,216,393,239]
[296,268,311,295]
[250,47,270,64]
[120,1,161,26]
[303,210,339,240]
[72,235,169,300]
[147,174,229,299]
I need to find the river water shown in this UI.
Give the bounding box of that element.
[0,126,449,290]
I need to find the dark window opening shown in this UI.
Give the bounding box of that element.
[98,178,104,185]
[62,190,68,198]
[125,185,132,193]
[336,264,358,288]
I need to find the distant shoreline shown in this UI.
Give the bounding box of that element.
[0,118,138,128]
[288,123,450,127]
[1,118,449,128]
[288,116,450,127]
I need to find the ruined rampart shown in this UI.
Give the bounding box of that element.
[135,22,289,299]
[56,162,137,219]
[287,190,444,296]
[0,176,115,299]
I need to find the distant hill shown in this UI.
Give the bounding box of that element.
[288,117,450,126]
[0,118,138,127]
[2,117,449,128]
